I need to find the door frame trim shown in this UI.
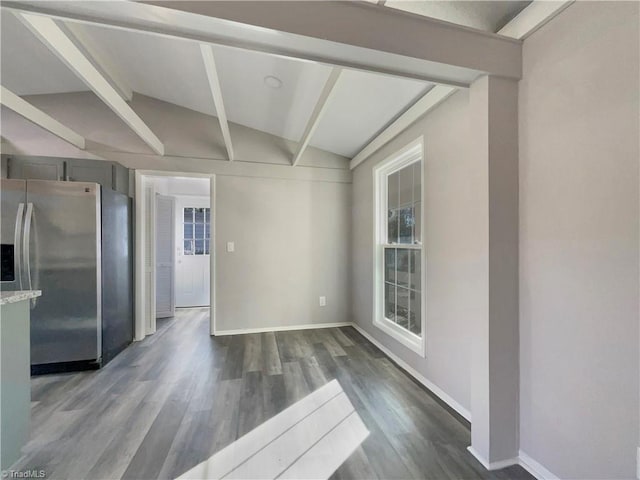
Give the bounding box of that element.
[134,170,216,339]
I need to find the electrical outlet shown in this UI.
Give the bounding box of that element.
[319,296,326,307]
[226,242,235,253]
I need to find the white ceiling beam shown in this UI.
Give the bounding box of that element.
[0,85,85,149]
[498,1,574,40]
[2,1,522,86]
[349,85,456,170]
[60,21,133,102]
[349,0,575,171]
[140,1,521,82]
[200,44,234,162]
[292,68,342,167]
[16,12,164,156]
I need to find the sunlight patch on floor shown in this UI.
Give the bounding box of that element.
[176,379,369,480]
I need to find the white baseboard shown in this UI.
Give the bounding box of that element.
[213,321,567,480]
[350,323,472,422]
[216,321,471,422]
[467,446,519,471]
[518,450,560,480]
[214,322,352,336]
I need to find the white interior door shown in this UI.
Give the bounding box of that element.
[155,194,175,318]
[175,196,211,307]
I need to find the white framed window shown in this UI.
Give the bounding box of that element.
[183,207,211,255]
[373,137,426,356]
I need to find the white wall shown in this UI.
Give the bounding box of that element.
[154,176,210,197]
[519,2,639,478]
[352,89,475,415]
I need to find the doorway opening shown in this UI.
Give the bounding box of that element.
[134,170,216,340]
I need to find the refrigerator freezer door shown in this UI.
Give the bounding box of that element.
[26,180,101,365]
[0,179,26,291]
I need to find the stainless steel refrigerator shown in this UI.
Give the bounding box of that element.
[0,179,133,373]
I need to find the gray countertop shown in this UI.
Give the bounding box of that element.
[0,290,42,305]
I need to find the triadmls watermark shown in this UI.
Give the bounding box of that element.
[1,469,46,479]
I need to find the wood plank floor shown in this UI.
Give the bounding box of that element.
[13,309,534,479]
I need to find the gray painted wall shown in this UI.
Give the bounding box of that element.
[519,2,639,478]
[468,75,520,464]
[216,175,350,332]
[352,89,476,415]
[353,3,639,476]
[1,92,352,333]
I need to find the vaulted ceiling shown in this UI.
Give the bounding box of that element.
[1,1,530,161]
[383,1,531,32]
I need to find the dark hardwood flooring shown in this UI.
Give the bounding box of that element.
[13,308,533,479]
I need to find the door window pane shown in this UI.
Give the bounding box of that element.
[184,207,210,256]
[195,223,205,239]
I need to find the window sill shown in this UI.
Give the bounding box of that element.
[373,317,425,357]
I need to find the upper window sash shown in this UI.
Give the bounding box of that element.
[374,144,423,243]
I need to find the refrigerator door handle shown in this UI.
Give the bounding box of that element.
[14,203,25,290]
[23,202,35,306]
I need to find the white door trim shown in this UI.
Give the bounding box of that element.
[135,170,216,339]
[134,172,156,338]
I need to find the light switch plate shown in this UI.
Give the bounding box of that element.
[319,296,326,307]
[227,242,235,253]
